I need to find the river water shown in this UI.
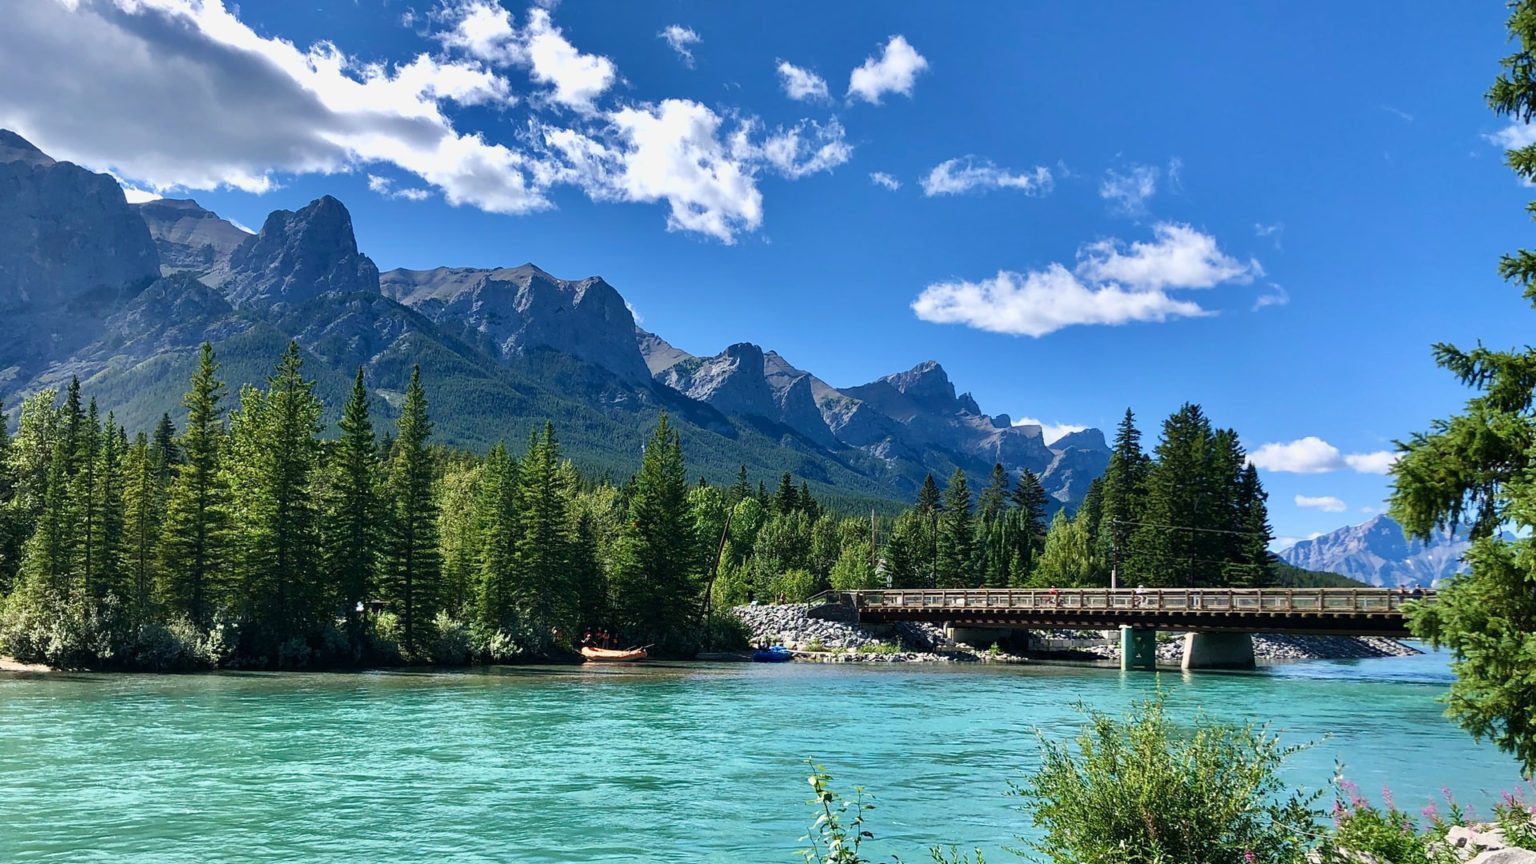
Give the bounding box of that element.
[0,649,1522,862]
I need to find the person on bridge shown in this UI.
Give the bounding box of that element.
[1049,587,1061,608]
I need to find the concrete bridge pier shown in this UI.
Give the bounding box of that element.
[1180,632,1256,671]
[1120,627,1158,671]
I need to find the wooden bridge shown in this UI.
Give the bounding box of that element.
[822,587,1431,670]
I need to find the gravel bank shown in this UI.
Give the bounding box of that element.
[732,604,1420,664]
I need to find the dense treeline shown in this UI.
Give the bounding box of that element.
[0,343,1274,670]
[859,405,1274,591]
[0,343,724,668]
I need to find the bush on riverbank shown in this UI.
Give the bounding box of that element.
[797,697,1536,864]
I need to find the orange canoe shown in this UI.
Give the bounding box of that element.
[581,646,649,662]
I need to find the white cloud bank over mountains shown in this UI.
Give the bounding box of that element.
[0,0,861,243]
[911,223,1259,337]
[1247,436,1398,475]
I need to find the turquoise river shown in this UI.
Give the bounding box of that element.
[0,650,1524,862]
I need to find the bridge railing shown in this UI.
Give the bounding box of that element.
[845,587,1430,616]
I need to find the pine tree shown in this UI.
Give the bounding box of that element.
[936,468,974,586]
[153,413,181,470]
[160,342,231,628]
[383,366,440,657]
[799,481,820,522]
[231,343,325,649]
[324,368,379,637]
[1097,408,1149,584]
[91,417,127,600]
[515,424,573,634]
[978,463,1010,525]
[774,472,797,515]
[1130,404,1219,588]
[73,399,101,594]
[1232,464,1273,587]
[121,432,165,615]
[1012,469,1050,577]
[729,465,751,505]
[0,399,19,593]
[611,413,697,651]
[570,508,607,632]
[916,473,942,514]
[475,443,518,630]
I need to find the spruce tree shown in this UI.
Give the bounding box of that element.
[916,473,942,514]
[91,417,127,600]
[515,423,573,634]
[1130,404,1219,588]
[153,413,181,469]
[730,465,751,505]
[978,463,1010,525]
[1012,469,1050,574]
[325,368,379,637]
[160,342,231,628]
[383,366,440,657]
[476,443,518,630]
[121,432,165,616]
[232,343,325,649]
[611,413,697,650]
[0,399,18,593]
[1097,408,1149,584]
[1232,464,1274,588]
[936,468,974,586]
[774,472,797,515]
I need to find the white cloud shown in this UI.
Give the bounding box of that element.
[869,171,901,190]
[1344,451,1399,475]
[749,119,853,180]
[912,223,1256,337]
[921,157,1052,196]
[1100,164,1159,215]
[1,0,544,212]
[912,264,1209,338]
[1077,223,1258,291]
[1487,123,1536,150]
[777,61,829,102]
[368,174,432,202]
[1,0,851,244]
[847,35,928,104]
[521,8,616,112]
[1248,437,1399,475]
[1013,417,1087,445]
[435,3,614,112]
[1295,494,1347,513]
[1253,284,1289,311]
[658,25,700,68]
[114,177,162,204]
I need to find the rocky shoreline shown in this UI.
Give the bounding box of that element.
[732,603,1420,664]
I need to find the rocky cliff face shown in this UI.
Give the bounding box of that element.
[1278,515,1474,588]
[134,198,249,277]
[224,195,379,308]
[0,128,1112,510]
[382,265,651,383]
[0,129,159,313]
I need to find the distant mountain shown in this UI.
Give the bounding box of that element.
[0,130,1111,508]
[1277,514,1477,588]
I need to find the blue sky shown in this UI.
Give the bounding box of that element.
[2,1,1531,545]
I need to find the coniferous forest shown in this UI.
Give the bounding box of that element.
[0,342,1273,670]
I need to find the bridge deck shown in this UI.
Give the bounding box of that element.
[841,587,1428,636]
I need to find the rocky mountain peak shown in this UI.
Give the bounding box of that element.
[134,197,251,277]
[1053,428,1108,451]
[225,195,379,307]
[883,360,955,405]
[0,129,56,167]
[0,129,159,313]
[1278,514,1471,588]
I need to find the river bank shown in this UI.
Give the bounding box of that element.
[732,603,1420,663]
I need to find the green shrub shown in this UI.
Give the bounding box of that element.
[1018,694,1322,864]
[430,612,472,665]
[774,568,822,603]
[856,641,900,656]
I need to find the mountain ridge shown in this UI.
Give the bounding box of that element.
[1277,514,1477,588]
[0,130,1110,509]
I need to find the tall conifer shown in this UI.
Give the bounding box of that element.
[160,342,231,628]
[383,366,439,657]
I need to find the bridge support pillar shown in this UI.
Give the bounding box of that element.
[1120,627,1158,671]
[1180,632,1256,671]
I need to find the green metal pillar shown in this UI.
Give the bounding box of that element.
[1120,626,1158,671]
